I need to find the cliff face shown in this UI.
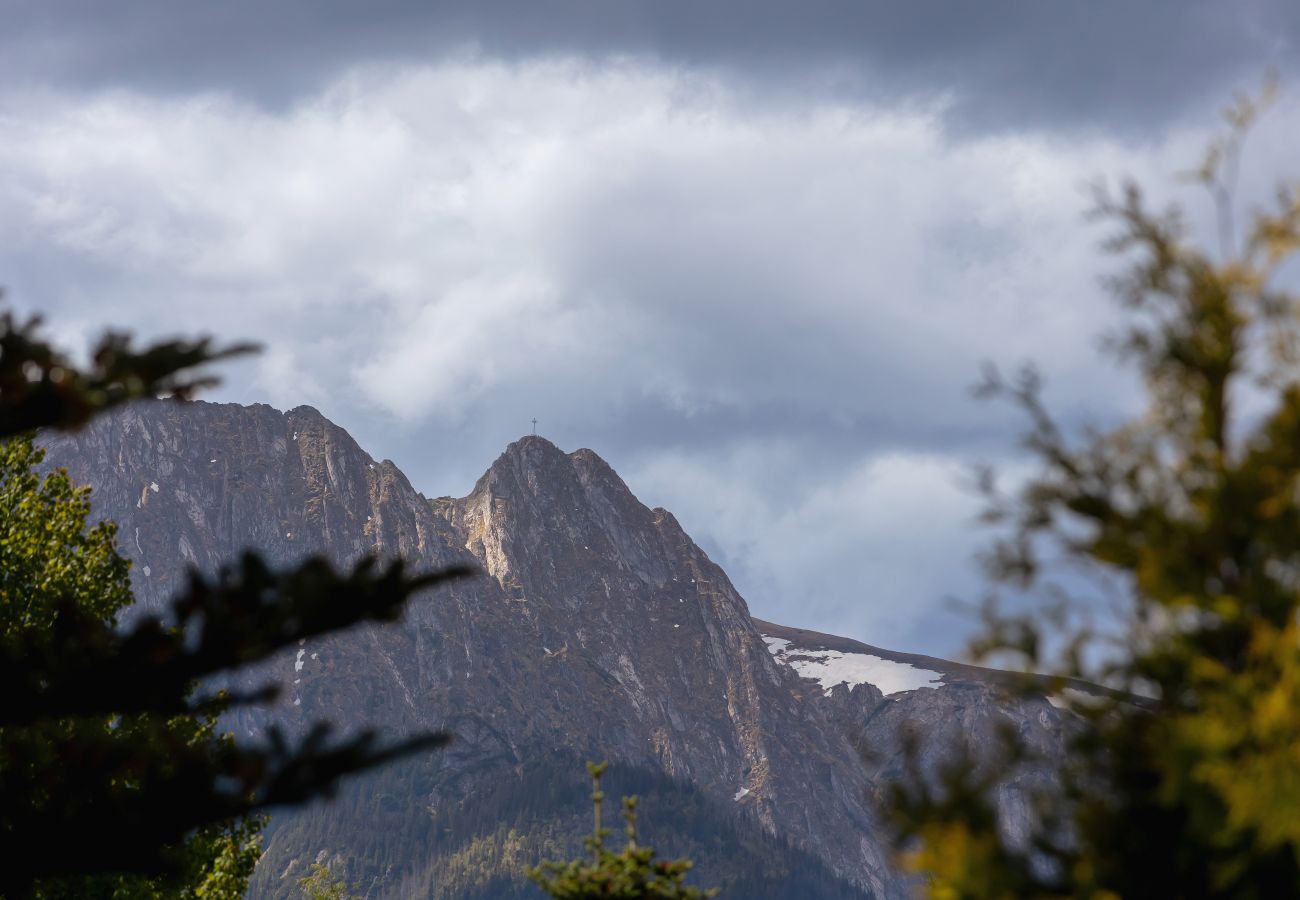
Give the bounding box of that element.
[441,437,894,883]
[754,620,1074,855]
[41,400,1066,899]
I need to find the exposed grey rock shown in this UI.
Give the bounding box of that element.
[41,400,1073,898]
[755,620,1078,856]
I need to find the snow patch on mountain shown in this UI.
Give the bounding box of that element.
[763,634,943,696]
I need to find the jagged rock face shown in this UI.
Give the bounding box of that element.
[41,401,911,897]
[41,400,1078,897]
[855,683,1069,853]
[38,401,457,615]
[755,620,1076,855]
[440,434,901,892]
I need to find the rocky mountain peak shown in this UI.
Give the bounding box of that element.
[473,436,633,510]
[482,434,569,482]
[37,400,1068,899]
[453,436,670,597]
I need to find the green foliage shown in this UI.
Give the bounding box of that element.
[297,862,358,900]
[0,432,264,899]
[0,435,132,633]
[0,311,472,895]
[528,762,720,899]
[186,817,265,899]
[884,84,1300,897]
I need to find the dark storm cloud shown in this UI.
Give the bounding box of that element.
[2,0,1295,132]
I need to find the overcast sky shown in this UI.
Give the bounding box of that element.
[3,1,1298,656]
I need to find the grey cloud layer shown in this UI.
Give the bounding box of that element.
[2,0,1295,132]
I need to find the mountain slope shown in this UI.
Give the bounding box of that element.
[41,400,1068,898]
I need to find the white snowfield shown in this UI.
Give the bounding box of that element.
[762,635,943,697]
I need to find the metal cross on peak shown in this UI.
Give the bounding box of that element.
[531,418,538,435]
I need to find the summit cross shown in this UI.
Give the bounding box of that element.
[532,418,538,435]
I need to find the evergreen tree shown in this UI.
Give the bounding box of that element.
[883,83,1300,897]
[297,862,358,900]
[527,762,719,899]
[0,308,472,896]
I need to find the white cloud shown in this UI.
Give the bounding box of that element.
[3,59,1295,652]
[629,444,986,651]
[0,62,1156,419]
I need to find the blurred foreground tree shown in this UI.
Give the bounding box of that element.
[0,434,263,899]
[0,309,472,896]
[527,762,719,899]
[883,83,1300,897]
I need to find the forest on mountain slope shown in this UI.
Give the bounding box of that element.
[253,754,868,899]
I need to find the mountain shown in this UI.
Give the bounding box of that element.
[40,400,1069,898]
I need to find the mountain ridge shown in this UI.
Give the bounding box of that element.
[39,399,1067,898]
